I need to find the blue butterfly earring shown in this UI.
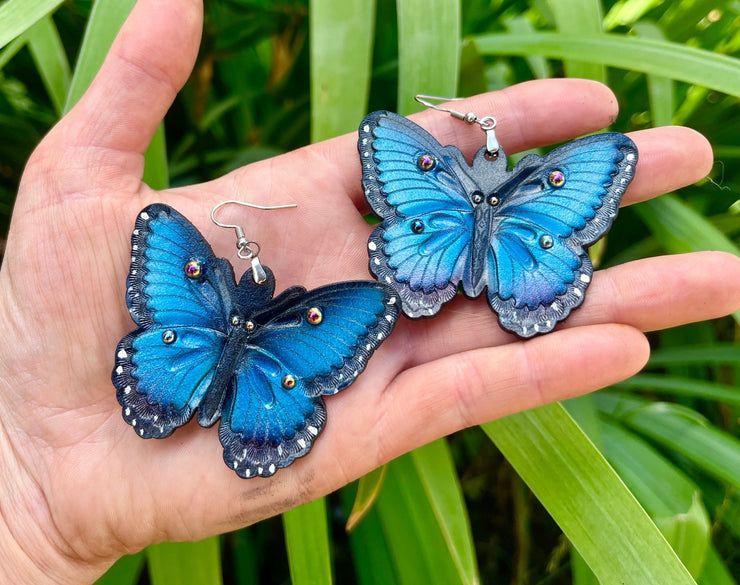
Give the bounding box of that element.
[359,95,637,337]
[112,201,399,478]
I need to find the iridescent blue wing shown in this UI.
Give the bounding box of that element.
[360,111,478,317]
[481,133,637,337]
[112,204,238,437]
[219,276,399,478]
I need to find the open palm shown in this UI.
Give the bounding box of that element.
[1,1,738,583]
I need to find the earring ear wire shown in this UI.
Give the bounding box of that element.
[211,200,297,284]
[414,94,499,156]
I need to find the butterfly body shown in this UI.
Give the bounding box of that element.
[113,204,398,477]
[360,111,637,337]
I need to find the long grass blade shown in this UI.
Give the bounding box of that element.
[597,394,740,489]
[648,344,740,367]
[482,403,696,584]
[410,438,480,585]
[614,374,740,406]
[0,0,65,50]
[283,498,333,585]
[94,552,144,585]
[309,0,376,141]
[377,456,466,585]
[547,0,605,82]
[473,32,740,97]
[22,15,70,116]
[147,537,223,585]
[397,0,461,114]
[346,465,387,532]
[634,195,740,324]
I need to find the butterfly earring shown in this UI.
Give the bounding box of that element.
[112,201,399,478]
[359,95,637,338]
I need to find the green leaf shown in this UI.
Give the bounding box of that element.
[376,456,466,585]
[94,552,144,585]
[599,420,710,577]
[547,0,605,82]
[482,403,696,584]
[603,0,665,31]
[699,546,738,585]
[142,124,168,190]
[283,498,333,585]
[147,537,223,585]
[410,439,480,585]
[64,0,136,113]
[309,0,376,141]
[346,465,387,532]
[632,21,673,127]
[597,394,740,489]
[397,0,461,115]
[614,373,740,407]
[22,15,70,116]
[343,489,399,585]
[647,343,740,367]
[0,0,65,50]
[634,195,740,324]
[473,32,740,97]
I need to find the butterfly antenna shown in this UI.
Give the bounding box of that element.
[414,94,500,157]
[211,200,297,284]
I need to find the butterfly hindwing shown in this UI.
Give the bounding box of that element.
[219,278,399,478]
[483,133,637,336]
[360,111,478,316]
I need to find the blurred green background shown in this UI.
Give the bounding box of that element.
[1,0,739,583]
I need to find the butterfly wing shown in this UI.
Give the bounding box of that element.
[219,276,399,477]
[360,111,480,317]
[479,133,637,337]
[112,204,238,437]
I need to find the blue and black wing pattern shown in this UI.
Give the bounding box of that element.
[359,110,637,337]
[113,205,398,477]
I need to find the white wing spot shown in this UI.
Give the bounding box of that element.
[269,464,276,474]
[133,229,140,236]
[139,429,144,436]
[245,468,251,477]
[385,315,393,322]
[626,153,635,161]
[117,349,128,359]
[362,138,368,145]
[257,467,263,475]
[377,333,384,340]
[140,211,149,220]
[368,241,377,251]
[116,366,124,375]
[125,407,131,416]
[298,438,307,449]
[278,445,283,455]
[374,258,381,265]
[132,419,137,426]
[363,124,370,132]
[233,461,238,469]
[132,245,138,251]
[366,344,372,350]
[308,425,318,436]
[124,385,132,394]
[385,276,392,283]
[580,273,591,283]
[153,415,158,422]
[574,289,583,297]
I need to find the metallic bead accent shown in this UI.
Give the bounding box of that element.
[411,220,425,234]
[245,321,255,331]
[306,307,323,325]
[417,154,436,171]
[282,374,297,389]
[548,170,565,188]
[162,330,177,344]
[488,195,500,206]
[184,260,202,279]
[540,235,554,249]
[472,191,484,204]
[230,315,242,327]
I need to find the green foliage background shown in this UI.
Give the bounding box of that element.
[1,0,739,583]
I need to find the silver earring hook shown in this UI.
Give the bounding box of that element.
[211,199,297,284]
[415,94,499,157]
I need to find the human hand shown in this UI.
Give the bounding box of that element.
[1,0,738,583]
